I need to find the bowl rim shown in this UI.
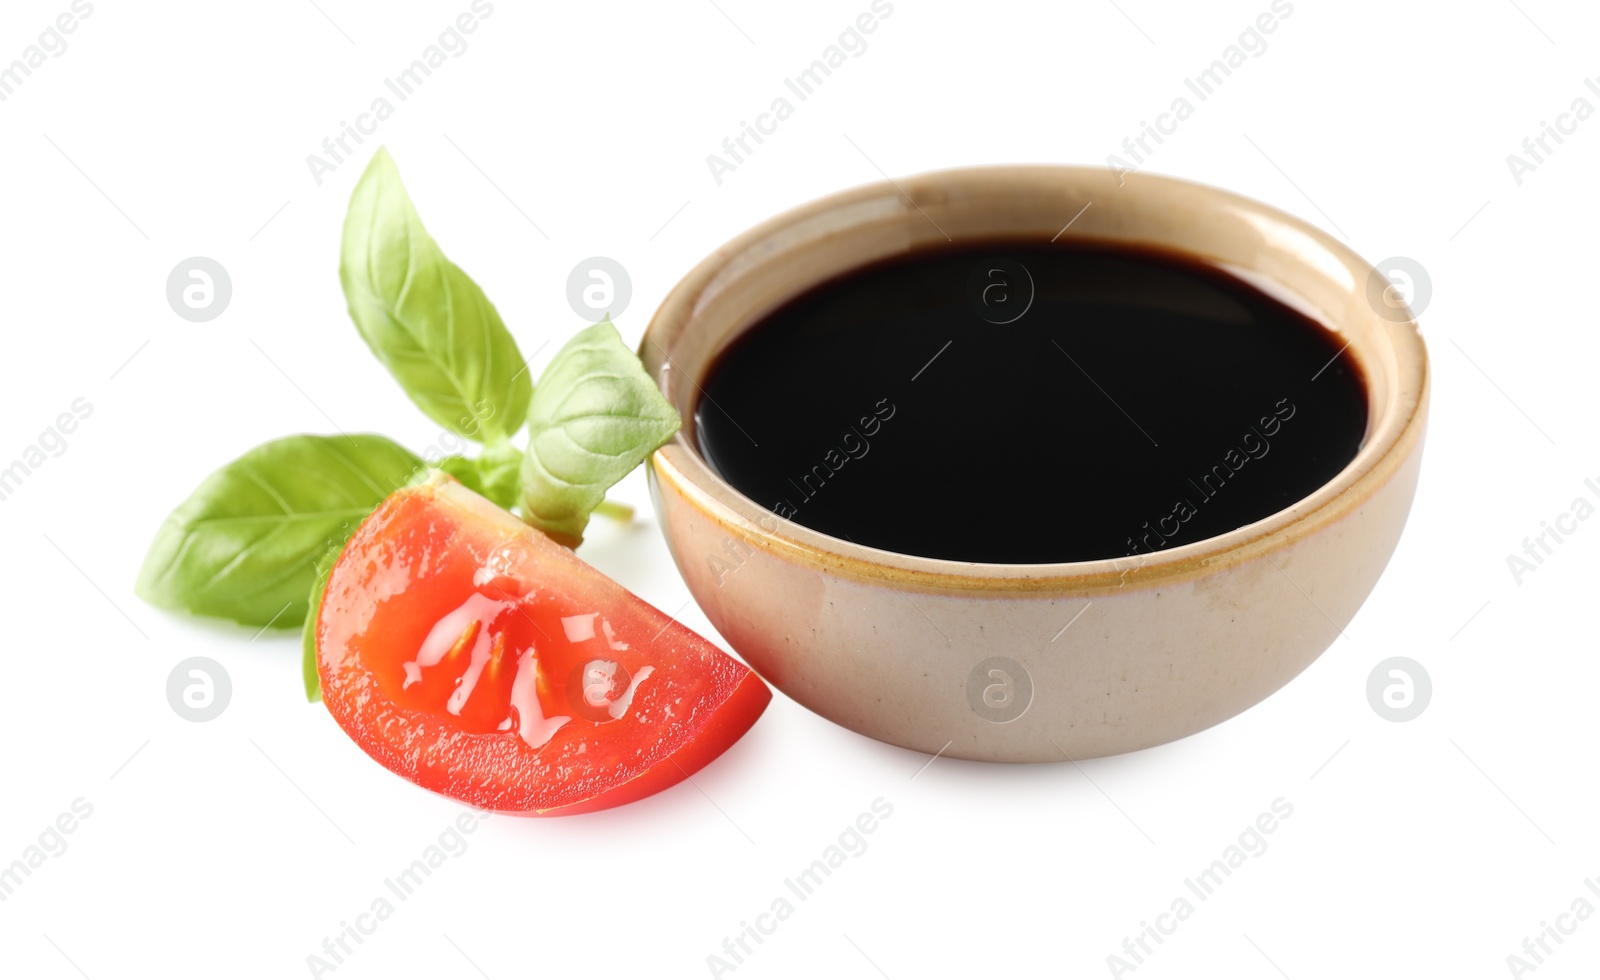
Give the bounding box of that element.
[642,165,1430,595]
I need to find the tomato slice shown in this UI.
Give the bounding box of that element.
[316,474,771,815]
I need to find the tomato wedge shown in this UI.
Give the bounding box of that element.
[316,473,771,815]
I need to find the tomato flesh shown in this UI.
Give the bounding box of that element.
[317,475,771,815]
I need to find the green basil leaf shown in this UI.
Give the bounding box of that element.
[302,546,341,703]
[520,318,680,546]
[438,442,523,511]
[435,454,492,499]
[339,147,532,443]
[135,434,422,628]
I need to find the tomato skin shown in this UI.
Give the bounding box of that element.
[317,476,771,815]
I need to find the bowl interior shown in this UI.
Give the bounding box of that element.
[643,166,1427,590]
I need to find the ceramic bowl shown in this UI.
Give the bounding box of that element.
[641,166,1429,762]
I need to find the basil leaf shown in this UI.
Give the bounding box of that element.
[135,434,422,628]
[339,147,532,443]
[302,546,340,703]
[436,442,523,512]
[520,319,681,546]
[436,454,491,499]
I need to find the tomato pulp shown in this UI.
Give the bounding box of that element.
[316,474,771,815]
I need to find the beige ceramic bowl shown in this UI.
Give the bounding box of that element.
[641,166,1428,763]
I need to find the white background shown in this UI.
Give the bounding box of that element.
[0,1,1595,977]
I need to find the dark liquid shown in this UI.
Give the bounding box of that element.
[695,240,1368,564]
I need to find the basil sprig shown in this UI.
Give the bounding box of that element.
[340,148,531,444]
[137,147,681,702]
[521,319,681,546]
